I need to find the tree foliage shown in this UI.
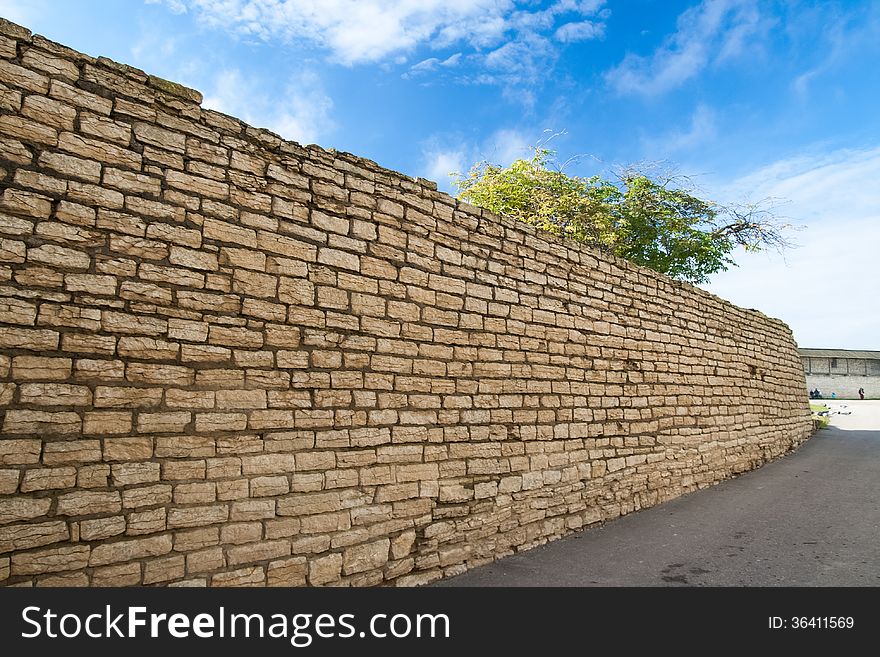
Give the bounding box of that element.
[453,148,792,284]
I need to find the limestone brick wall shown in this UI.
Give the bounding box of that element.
[0,18,812,587]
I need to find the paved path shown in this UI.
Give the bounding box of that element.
[437,401,880,586]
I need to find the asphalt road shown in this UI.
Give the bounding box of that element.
[436,400,880,586]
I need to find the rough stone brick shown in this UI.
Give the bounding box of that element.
[267,556,308,586]
[99,435,152,462]
[72,357,123,381]
[173,481,216,504]
[89,534,173,567]
[109,234,166,259]
[215,389,267,410]
[12,544,90,575]
[19,382,91,406]
[91,562,142,586]
[228,539,290,566]
[145,222,201,247]
[164,389,215,410]
[167,505,228,529]
[48,79,111,115]
[308,552,343,586]
[79,112,131,145]
[56,490,121,516]
[3,410,80,435]
[0,520,68,553]
[21,47,80,80]
[0,469,19,494]
[111,462,160,486]
[11,355,71,380]
[41,440,101,465]
[136,411,190,433]
[0,497,51,524]
[250,475,289,497]
[195,413,247,433]
[94,386,163,409]
[0,237,27,263]
[343,538,390,575]
[126,508,167,535]
[80,515,126,540]
[0,297,37,326]
[77,464,110,488]
[59,132,140,169]
[20,467,76,492]
[21,94,76,130]
[170,245,218,271]
[154,436,215,459]
[186,547,225,574]
[142,554,186,584]
[133,122,185,153]
[61,333,116,355]
[35,572,90,586]
[0,135,32,165]
[211,565,265,587]
[203,217,257,247]
[0,114,57,146]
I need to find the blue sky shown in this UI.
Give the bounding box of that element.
[4,0,879,350]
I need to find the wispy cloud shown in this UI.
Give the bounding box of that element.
[555,20,605,43]
[420,128,533,192]
[605,0,770,96]
[422,148,468,189]
[154,0,607,91]
[202,68,335,145]
[703,145,880,349]
[790,4,880,99]
[643,103,717,155]
[402,52,462,79]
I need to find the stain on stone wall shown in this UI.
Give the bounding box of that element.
[0,17,812,587]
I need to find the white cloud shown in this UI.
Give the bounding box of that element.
[202,68,335,145]
[131,29,178,62]
[485,128,531,166]
[702,145,880,350]
[146,0,187,13]
[403,52,462,79]
[555,20,604,43]
[419,128,533,192]
[605,0,770,96]
[789,6,880,98]
[422,148,468,189]
[155,0,607,90]
[643,103,717,154]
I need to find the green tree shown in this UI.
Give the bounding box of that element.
[453,148,792,284]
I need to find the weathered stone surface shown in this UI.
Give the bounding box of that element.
[89,534,173,567]
[0,520,68,553]
[12,544,90,575]
[3,410,80,435]
[56,490,121,516]
[0,497,51,525]
[343,538,390,575]
[20,467,76,492]
[308,552,343,586]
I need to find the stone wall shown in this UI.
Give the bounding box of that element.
[0,18,812,587]
[802,355,880,399]
[800,349,880,399]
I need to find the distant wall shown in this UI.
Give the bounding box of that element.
[0,17,813,587]
[802,356,880,398]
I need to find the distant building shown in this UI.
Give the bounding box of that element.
[799,348,880,399]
